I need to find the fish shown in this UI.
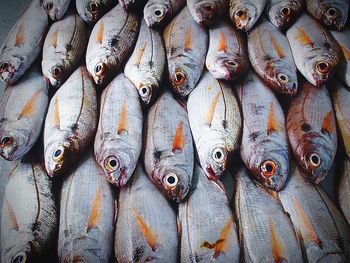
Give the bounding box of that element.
[238,70,289,191]
[0,0,48,85]
[179,163,240,262]
[42,14,88,89]
[142,89,194,202]
[0,68,48,161]
[265,0,305,29]
[94,73,143,187]
[306,0,349,31]
[248,18,298,96]
[119,0,146,11]
[1,159,57,263]
[331,79,350,158]
[187,71,242,181]
[186,0,229,26]
[235,166,303,263]
[163,6,208,97]
[42,0,71,21]
[337,157,350,226]
[331,26,350,87]
[206,20,249,81]
[143,0,186,29]
[58,151,115,263]
[287,81,337,184]
[229,0,267,32]
[124,19,165,105]
[286,13,341,87]
[86,4,140,86]
[115,163,178,262]
[278,162,350,262]
[43,66,97,178]
[76,0,116,24]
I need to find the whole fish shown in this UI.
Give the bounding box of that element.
[331,27,350,87]
[331,79,350,158]
[206,20,249,81]
[143,0,186,29]
[187,0,229,26]
[42,0,71,21]
[0,69,48,161]
[239,71,289,191]
[58,151,115,263]
[187,71,242,181]
[42,14,88,89]
[44,66,97,177]
[287,81,337,184]
[119,0,146,11]
[124,19,165,105]
[286,13,341,87]
[306,0,349,31]
[0,0,48,85]
[265,0,305,29]
[279,163,350,262]
[1,160,57,263]
[229,0,266,32]
[163,6,208,97]
[142,90,194,202]
[179,163,240,262]
[337,157,350,226]
[86,4,140,86]
[76,0,115,24]
[235,167,303,263]
[115,163,178,262]
[248,19,298,96]
[94,73,143,187]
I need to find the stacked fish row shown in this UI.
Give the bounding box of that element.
[0,0,350,262]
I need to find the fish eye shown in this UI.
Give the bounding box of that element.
[172,71,187,86]
[163,173,179,190]
[225,60,238,68]
[316,61,330,74]
[45,2,54,11]
[327,7,337,18]
[139,85,151,98]
[1,136,13,146]
[95,62,106,76]
[307,153,321,168]
[280,7,291,18]
[12,252,27,263]
[154,8,163,18]
[212,147,226,164]
[104,156,119,173]
[51,66,62,79]
[0,62,9,71]
[260,160,277,177]
[87,2,99,14]
[52,146,64,162]
[203,4,214,14]
[277,73,289,84]
[235,8,247,20]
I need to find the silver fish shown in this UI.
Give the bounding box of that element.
[86,4,140,86]
[179,163,240,262]
[115,163,178,262]
[229,0,267,32]
[1,160,57,263]
[42,0,71,21]
[119,0,146,11]
[206,20,249,81]
[142,90,194,202]
[44,66,97,177]
[286,13,341,87]
[187,0,229,26]
[143,0,186,29]
[0,69,48,161]
[235,166,303,263]
[58,151,115,263]
[0,0,48,85]
[124,19,165,105]
[42,14,88,89]
[163,6,208,97]
[76,0,116,24]
[94,73,143,187]
[187,71,242,181]
[337,157,350,226]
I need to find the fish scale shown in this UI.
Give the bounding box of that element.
[337,157,350,227]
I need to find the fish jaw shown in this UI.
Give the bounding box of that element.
[0,125,30,161]
[0,54,23,85]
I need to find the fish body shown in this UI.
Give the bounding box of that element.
[42,14,88,89]
[86,4,140,86]
[163,6,208,97]
[187,71,242,181]
[58,151,115,263]
[337,157,350,226]
[119,0,146,11]
[286,13,341,87]
[76,0,116,24]
[187,0,229,26]
[44,66,97,177]
[0,69,48,161]
[0,0,48,85]
[287,81,337,184]
[238,71,289,191]
[124,19,165,105]
[248,19,298,96]
[115,163,178,262]
[206,20,249,81]
[142,90,194,202]
[94,73,143,187]
[42,0,71,21]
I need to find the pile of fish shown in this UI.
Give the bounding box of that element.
[1,0,350,262]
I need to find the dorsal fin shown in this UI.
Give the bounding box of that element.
[133,208,158,252]
[87,186,102,231]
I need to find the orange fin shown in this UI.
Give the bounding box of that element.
[19,89,41,119]
[133,208,158,252]
[184,26,192,51]
[294,27,314,47]
[117,101,128,135]
[50,97,60,128]
[5,199,18,231]
[321,111,334,133]
[15,23,25,45]
[267,102,281,135]
[218,31,227,53]
[50,27,59,48]
[87,186,102,231]
[97,21,104,43]
[206,91,221,126]
[135,42,147,66]
[270,33,285,59]
[340,44,350,60]
[269,216,286,262]
[172,121,184,152]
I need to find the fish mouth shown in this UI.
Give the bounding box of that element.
[138,83,153,104]
[108,167,128,187]
[205,164,220,181]
[0,62,15,83]
[0,135,18,161]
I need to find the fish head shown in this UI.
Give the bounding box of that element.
[44,140,74,177]
[0,53,23,85]
[318,4,347,31]
[210,55,246,80]
[230,3,259,31]
[144,2,169,28]
[268,1,303,29]
[81,0,106,24]
[87,55,118,86]
[42,58,67,88]
[2,239,31,263]
[42,0,68,21]
[192,1,222,25]
[169,64,196,97]
[138,77,158,104]
[0,124,30,161]
[307,53,339,86]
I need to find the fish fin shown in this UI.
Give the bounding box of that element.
[340,44,350,60]
[321,111,334,133]
[49,97,60,128]
[15,22,25,46]
[270,33,284,59]
[269,216,287,262]
[267,102,281,135]
[135,42,147,66]
[50,27,59,48]
[206,91,221,126]
[19,89,41,118]
[133,208,158,252]
[213,218,233,258]
[87,186,102,231]
[218,31,227,52]
[97,21,104,43]
[117,100,128,135]
[172,121,184,152]
[5,198,18,231]
[184,26,192,51]
[294,27,314,47]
